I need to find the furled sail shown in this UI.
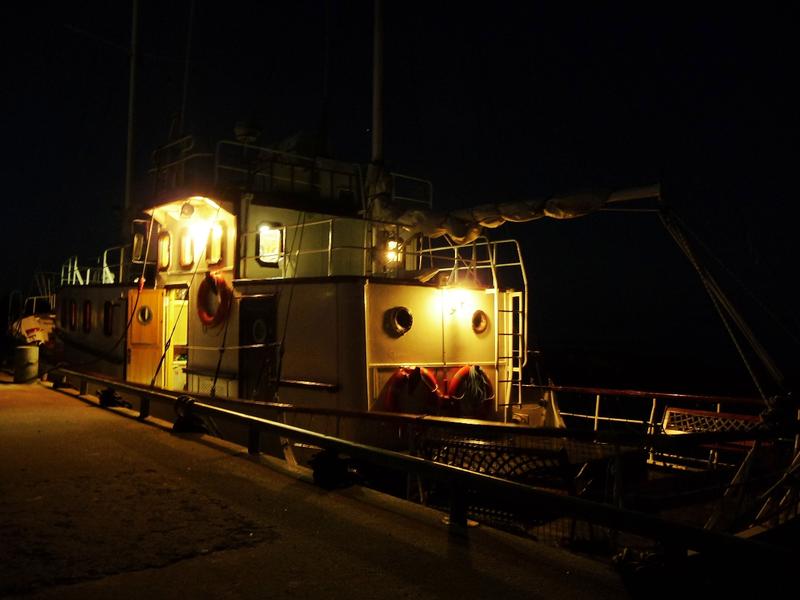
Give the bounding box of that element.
[370,185,660,244]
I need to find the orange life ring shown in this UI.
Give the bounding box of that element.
[446,365,494,419]
[379,366,442,414]
[197,272,232,327]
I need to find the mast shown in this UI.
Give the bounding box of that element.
[124,0,139,215]
[371,0,384,165]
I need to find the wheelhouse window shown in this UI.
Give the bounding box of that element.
[256,223,283,267]
[82,301,92,333]
[158,232,171,271]
[103,301,114,336]
[179,228,194,269]
[206,222,224,266]
[132,231,145,262]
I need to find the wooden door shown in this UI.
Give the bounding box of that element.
[126,289,165,386]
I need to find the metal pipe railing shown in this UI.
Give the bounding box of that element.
[50,368,785,462]
[46,367,793,561]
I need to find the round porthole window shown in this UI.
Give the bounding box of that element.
[384,306,413,337]
[472,309,489,334]
[137,305,153,325]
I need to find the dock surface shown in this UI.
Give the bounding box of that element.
[0,377,627,599]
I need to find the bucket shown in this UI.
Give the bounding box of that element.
[13,344,39,383]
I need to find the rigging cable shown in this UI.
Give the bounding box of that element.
[660,208,784,401]
[671,211,800,347]
[271,211,308,399]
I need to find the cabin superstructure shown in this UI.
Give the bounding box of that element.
[56,135,528,425]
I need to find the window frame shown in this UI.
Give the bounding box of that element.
[179,227,194,269]
[206,222,225,266]
[157,231,171,271]
[256,222,283,268]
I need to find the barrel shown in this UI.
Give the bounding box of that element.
[13,344,39,383]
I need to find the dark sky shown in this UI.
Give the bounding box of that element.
[3,2,797,393]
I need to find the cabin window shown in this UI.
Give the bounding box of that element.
[256,223,282,267]
[206,222,224,266]
[69,300,77,331]
[179,228,194,269]
[82,301,92,333]
[103,301,114,336]
[60,299,68,328]
[158,232,171,271]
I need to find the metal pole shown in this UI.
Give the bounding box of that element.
[371,0,384,164]
[124,0,139,214]
[178,0,195,136]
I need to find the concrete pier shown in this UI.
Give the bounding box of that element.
[0,375,627,599]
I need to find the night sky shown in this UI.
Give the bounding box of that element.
[3,2,796,395]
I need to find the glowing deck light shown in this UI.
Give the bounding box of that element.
[385,239,401,264]
[431,286,474,318]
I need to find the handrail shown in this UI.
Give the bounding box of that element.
[46,367,793,561]
[50,368,783,454]
[523,383,763,408]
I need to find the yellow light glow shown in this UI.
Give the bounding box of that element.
[188,195,221,212]
[384,238,401,264]
[430,286,474,318]
[190,221,212,262]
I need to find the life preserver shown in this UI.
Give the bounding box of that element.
[446,365,494,419]
[197,272,232,327]
[380,366,442,414]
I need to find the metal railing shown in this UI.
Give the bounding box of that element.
[60,244,134,287]
[525,383,764,431]
[46,367,794,563]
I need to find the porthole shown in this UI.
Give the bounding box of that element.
[137,305,153,325]
[472,309,489,334]
[384,306,413,337]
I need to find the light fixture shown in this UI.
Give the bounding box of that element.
[180,202,195,218]
[384,237,402,265]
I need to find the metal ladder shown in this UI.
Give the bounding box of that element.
[496,290,525,421]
